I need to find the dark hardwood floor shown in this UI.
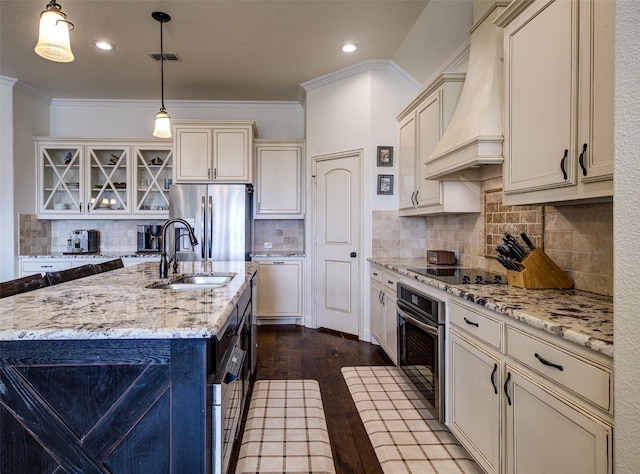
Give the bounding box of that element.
[229,324,393,473]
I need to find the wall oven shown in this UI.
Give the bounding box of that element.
[397,283,445,423]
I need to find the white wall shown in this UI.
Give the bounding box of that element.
[614,1,640,472]
[303,63,417,339]
[50,100,304,139]
[0,78,16,280]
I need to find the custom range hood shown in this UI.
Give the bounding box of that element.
[425,2,507,181]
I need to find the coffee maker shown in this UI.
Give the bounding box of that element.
[65,230,99,254]
[137,225,163,252]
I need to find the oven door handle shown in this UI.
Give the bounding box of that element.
[397,305,439,337]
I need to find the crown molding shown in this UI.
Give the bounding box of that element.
[49,98,303,109]
[301,59,420,92]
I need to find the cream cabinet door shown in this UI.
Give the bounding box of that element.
[504,365,612,474]
[370,279,384,346]
[254,141,304,219]
[213,127,252,182]
[174,126,213,182]
[383,290,398,365]
[415,91,443,208]
[449,330,501,474]
[398,112,417,211]
[255,259,303,318]
[37,142,84,216]
[504,0,576,194]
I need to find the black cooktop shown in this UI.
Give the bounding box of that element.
[407,266,506,285]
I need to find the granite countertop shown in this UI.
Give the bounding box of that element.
[369,258,613,358]
[251,251,305,257]
[0,261,258,341]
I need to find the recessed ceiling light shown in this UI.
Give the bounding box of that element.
[340,43,359,53]
[95,41,114,51]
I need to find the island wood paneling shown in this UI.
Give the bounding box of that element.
[0,338,209,474]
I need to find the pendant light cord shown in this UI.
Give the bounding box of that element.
[160,18,165,111]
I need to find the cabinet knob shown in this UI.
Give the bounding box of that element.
[350,252,357,258]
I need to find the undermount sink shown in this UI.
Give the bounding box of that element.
[149,273,236,290]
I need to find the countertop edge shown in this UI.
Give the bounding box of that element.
[368,258,613,358]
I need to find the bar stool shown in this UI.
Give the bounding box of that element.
[44,264,96,286]
[0,274,48,298]
[92,258,124,274]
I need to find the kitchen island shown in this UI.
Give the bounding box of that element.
[0,261,257,474]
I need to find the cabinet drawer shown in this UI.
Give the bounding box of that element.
[506,326,611,411]
[22,261,72,274]
[450,301,502,350]
[370,266,383,284]
[383,272,399,293]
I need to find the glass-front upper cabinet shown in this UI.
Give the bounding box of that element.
[86,145,130,215]
[38,142,84,214]
[134,145,173,216]
[37,139,172,219]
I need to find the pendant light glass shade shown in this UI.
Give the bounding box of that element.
[153,108,172,138]
[152,12,172,138]
[34,2,74,63]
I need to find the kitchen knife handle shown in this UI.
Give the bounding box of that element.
[578,143,588,176]
[560,149,568,180]
[520,233,535,250]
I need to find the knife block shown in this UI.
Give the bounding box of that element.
[506,248,574,289]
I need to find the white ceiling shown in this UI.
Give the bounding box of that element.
[0,0,472,102]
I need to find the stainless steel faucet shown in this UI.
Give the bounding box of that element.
[159,218,198,278]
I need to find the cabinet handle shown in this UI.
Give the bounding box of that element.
[414,190,419,205]
[273,261,284,264]
[463,317,479,327]
[560,149,568,180]
[214,168,218,179]
[504,371,512,406]
[578,143,588,176]
[490,363,498,394]
[257,201,261,212]
[373,272,379,277]
[41,265,53,268]
[378,290,383,305]
[411,191,416,206]
[534,353,564,371]
[381,291,385,305]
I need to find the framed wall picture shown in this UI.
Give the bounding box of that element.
[377,146,393,167]
[377,174,394,195]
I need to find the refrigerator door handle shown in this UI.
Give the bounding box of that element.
[201,196,206,259]
[208,196,213,259]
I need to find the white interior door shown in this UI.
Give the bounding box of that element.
[313,151,362,337]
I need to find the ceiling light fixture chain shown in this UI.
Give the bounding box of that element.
[152,11,172,138]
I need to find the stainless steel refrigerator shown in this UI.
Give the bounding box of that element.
[169,184,252,261]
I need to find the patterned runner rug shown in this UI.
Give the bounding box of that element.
[342,366,481,474]
[235,380,336,474]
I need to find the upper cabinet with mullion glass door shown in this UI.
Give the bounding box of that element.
[86,145,131,215]
[133,145,173,217]
[37,142,85,215]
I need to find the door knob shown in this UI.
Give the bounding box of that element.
[350,252,357,258]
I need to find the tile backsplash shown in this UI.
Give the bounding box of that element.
[20,214,51,255]
[253,220,304,252]
[372,179,613,296]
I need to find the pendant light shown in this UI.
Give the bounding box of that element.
[152,12,172,138]
[34,0,74,63]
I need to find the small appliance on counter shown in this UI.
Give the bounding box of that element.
[137,225,163,252]
[65,230,99,254]
[427,250,457,265]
